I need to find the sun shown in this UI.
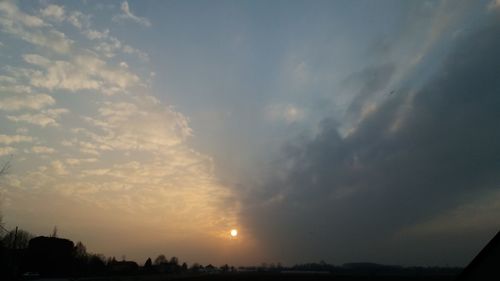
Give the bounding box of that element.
[230,229,238,237]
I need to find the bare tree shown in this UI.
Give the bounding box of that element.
[0,156,11,234]
[51,226,58,237]
[0,156,10,176]
[2,228,34,249]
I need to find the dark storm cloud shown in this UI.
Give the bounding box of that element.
[342,63,395,115]
[241,17,500,265]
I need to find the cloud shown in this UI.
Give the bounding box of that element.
[16,128,28,134]
[0,0,242,264]
[79,99,192,153]
[3,92,239,253]
[398,190,500,238]
[0,76,33,94]
[0,1,44,27]
[22,53,139,92]
[82,27,148,61]
[50,160,68,175]
[7,108,68,127]
[113,1,151,27]
[0,146,16,156]
[65,158,97,166]
[241,16,500,265]
[66,11,90,30]
[122,44,149,61]
[0,134,33,145]
[0,1,148,97]
[0,2,72,53]
[84,29,109,40]
[31,145,55,154]
[0,93,55,111]
[488,0,500,10]
[266,104,305,123]
[40,4,65,22]
[3,1,148,66]
[80,26,149,60]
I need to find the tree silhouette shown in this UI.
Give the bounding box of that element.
[51,226,58,238]
[144,257,152,270]
[74,241,87,258]
[72,241,89,275]
[220,264,230,272]
[154,254,167,265]
[87,254,106,274]
[0,156,11,233]
[190,262,203,273]
[0,155,11,176]
[1,228,33,249]
[170,256,179,266]
[107,256,117,266]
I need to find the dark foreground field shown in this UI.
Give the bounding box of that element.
[48,272,458,281]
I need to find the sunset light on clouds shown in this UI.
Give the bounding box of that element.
[0,0,251,265]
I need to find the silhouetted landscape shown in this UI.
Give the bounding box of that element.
[0,229,464,280]
[0,200,469,280]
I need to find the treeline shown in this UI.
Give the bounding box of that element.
[0,227,463,280]
[0,227,107,279]
[0,227,235,280]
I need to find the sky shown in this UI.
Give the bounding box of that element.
[1,0,500,267]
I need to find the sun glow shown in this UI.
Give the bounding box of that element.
[230,229,238,237]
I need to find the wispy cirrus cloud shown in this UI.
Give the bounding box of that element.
[7,108,68,127]
[65,157,97,166]
[40,4,65,22]
[22,53,140,92]
[66,11,90,30]
[78,98,192,154]
[0,93,55,111]
[113,1,151,27]
[31,145,55,154]
[0,134,33,145]
[0,146,16,156]
[0,1,72,53]
[0,1,44,27]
